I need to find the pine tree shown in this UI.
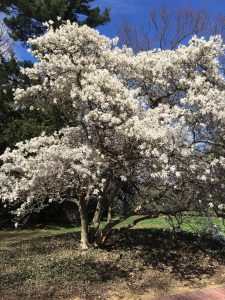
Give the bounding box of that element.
[0,0,110,42]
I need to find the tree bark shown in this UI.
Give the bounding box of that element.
[79,201,89,250]
[92,199,104,229]
[107,206,112,223]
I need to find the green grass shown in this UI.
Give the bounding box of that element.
[0,226,80,244]
[128,215,225,233]
[114,216,171,229]
[100,215,225,235]
[1,215,224,245]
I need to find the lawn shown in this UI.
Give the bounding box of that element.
[0,215,225,245]
[0,225,225,300]
[0,216,224,299]
[0,226,80,244]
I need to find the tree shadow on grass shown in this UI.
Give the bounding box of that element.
[0,232,129,292]
[1,228,225,299]
[106,228,225,282]
[0,256,128,288]
[0,232,81,259]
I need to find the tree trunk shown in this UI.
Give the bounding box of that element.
[79,201,89,250]
[92,199,104,229]
[89,199,104,244]
[107,206,112,223]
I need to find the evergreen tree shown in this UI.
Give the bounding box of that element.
[0,0,110,42]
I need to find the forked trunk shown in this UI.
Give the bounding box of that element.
[91,197,114,245]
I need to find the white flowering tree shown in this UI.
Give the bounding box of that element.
[0,20,225,249]
[128,35,225,224]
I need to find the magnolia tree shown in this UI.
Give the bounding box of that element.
[0,21,225,249]
[128,36,225,223]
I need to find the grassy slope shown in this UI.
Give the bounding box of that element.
[0,216,225,244]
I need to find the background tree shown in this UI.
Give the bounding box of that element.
[118,3,225,52]
[0,0,110,42]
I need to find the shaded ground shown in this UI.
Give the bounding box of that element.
[0,228,225,299]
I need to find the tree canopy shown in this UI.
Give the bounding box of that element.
[0,21,224,249]
[0,0,110,42]
[0,0,111,227]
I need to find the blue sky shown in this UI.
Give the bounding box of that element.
[93,0,225,38]
[16,0,225,61]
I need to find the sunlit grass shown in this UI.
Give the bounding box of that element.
[0,226,80,244]
[1,215,224,245]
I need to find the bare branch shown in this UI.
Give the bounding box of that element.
[117,3,224,53]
